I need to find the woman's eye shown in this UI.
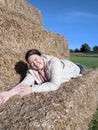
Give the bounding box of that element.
[30,61,34,65]
[34,59,37,61]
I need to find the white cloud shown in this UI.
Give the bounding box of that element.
[57,11,98,23]
[66,11,98,19]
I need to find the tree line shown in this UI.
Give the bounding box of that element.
[70,43,98,53]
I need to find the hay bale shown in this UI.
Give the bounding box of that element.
[0,70,98,130]
[0,0,43,26]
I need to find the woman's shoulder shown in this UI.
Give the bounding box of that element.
[43,55,60,62]
[43,55,62,68]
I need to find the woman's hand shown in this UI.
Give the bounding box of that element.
[0,88,18,105]
[0,91,11,104]
[17,85,32,97]
[0,85,32,105]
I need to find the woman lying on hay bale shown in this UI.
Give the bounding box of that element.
[0,49,87,104]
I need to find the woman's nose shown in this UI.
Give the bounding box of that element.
[33,61,38,66]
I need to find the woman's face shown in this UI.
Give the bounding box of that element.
[27,54,44,70]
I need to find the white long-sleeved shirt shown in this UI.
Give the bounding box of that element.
[18,55,81,92]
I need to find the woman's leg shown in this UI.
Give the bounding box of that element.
[76,64,88,74]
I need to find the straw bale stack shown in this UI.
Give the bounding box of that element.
[0,0,98,130]
[0,0,43,26]
[0,70,98,130]
[0,0,69,89]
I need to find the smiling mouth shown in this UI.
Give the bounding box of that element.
[34,64,41,69]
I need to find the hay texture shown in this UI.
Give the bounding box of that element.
[0,70,98,130]
[0,0,98,130]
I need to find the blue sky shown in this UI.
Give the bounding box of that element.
[27,0,98,50]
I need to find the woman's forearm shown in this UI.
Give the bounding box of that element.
[8,85,22,97]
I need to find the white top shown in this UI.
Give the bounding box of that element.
[18,55,81,92]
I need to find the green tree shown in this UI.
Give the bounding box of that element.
[93,45,98,53]
[80,43,91,52]
[74,48,80,52]
[70,49,74,52]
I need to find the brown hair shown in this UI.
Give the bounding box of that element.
[25,49,41,62]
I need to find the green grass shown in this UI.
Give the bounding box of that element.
[88,108,98,130]
[70,53,98,130]
[70,55,98,69]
